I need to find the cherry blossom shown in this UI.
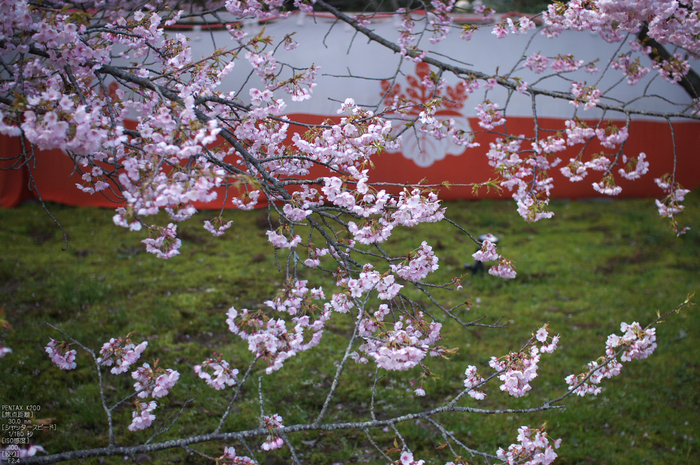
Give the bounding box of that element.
[570,82,602,110]
[128,401,157,431]
[653,53,691,83]
[261,414,284,451]
[488,257,517,279]
[132,363,180,399]
[142,224,182,260]
[220,446,256,464]
[618,154,649,181]
[523,53,550,74]
[45,339,77,370]
[97,336,148,375]
[476,101,506,130]
[225,280,330,374]
[204,217,234,237]
[489,327,558,398]
[356,307,444,371]
[497,426,561,465]
[463,365,486,400]
[612,54,650,85]
[195,357,239,390]
[400,450,426,465]
[391,241,439,282]
[566,321,656,397]
[592,175,623,196]
[472,238,499,263]
[654,176,691,235]
[551,54,584,73]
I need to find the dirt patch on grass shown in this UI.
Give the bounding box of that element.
[595,248,652,274]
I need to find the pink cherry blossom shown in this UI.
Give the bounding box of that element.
[195,357,239,390]
[220,446,256,464]
[132,362,179,399]
[497,426,560,465]
[463,365,486,400]
[391,241,439,282]
[523,53,550,74]
[472,239,499,263]
[204,217,233,237]
[261,414,285,451]
[142,224,182,259]
[98,336,148,375]
[400,451,425,465]
[618,154,649,181]
[488,258,517,279]
[566,321,656,397]
[45,339,77,370]
[128,401,157,431]
[535,327,548,343]
[476,101,506,130]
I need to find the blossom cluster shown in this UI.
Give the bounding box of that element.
[45,339,77,370]
[194,356,239,390]
[524,53,550,74]
[125,358,180,431]
[652,53,691,84]
[476,101,506,130]
[569,82,601,110]
[489,326,558,397]
[492,16,537,39]
[654,176,691,235]
[390,241,439,282]
[471,236,517,279]
[566,321,656,396]
[396,10,427,62]
[129,401,158,432]
[559,120,649,198]
[344,264,403,301]
[261,414,285,451]
[427,0,455,45]
[496,426,562,465]
[142,224,182,260]
[355,305,444,371]
[219,446,256,464]
[612,54,650,85]
[415,102,479,149]
[226,280,329,373]
[203,217,234,237]
[126,359,180,431]
[463,365,486,400]
[132,363,180,399]
[45,333,179,432]
[399,450,425,465]
[485,136,556,223]
[97,336,148,374]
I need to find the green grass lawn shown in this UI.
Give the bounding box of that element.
[0,191,698,464]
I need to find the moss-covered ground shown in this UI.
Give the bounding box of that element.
[0,191,698,464]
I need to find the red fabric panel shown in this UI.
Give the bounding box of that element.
[0,136,32,208]
[1,117,698,209]
[288,114,700,201]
